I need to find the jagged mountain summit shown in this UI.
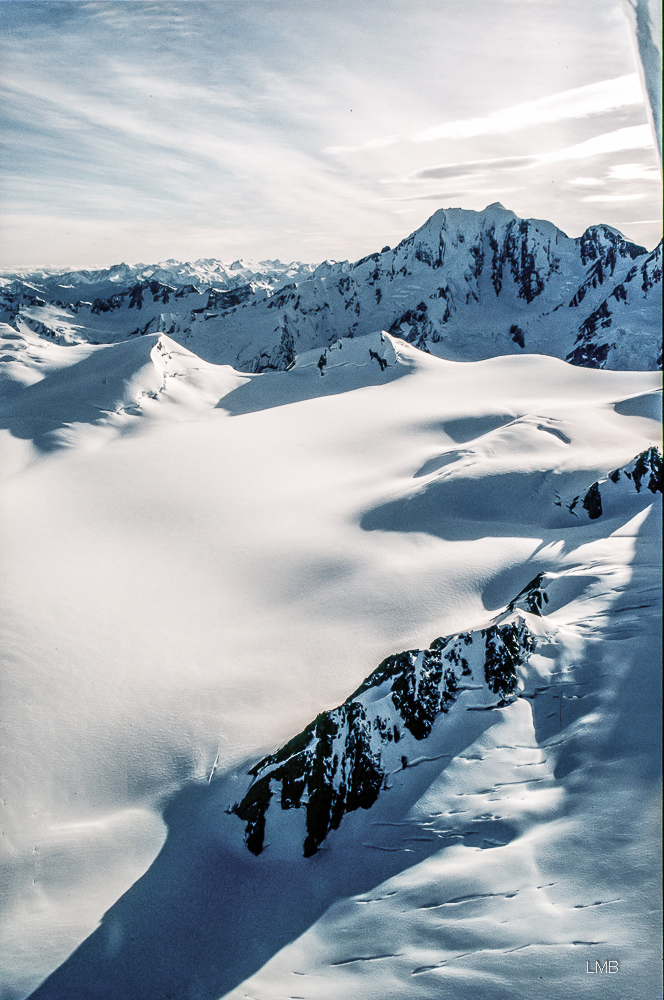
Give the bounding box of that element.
[2,204,661,373]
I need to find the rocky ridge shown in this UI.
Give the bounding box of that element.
[230,596,541,858]
[231,447,662,860]
[2,205,660,373]
[558,446,662,519]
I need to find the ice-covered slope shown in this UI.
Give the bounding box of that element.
[0,330,246,452]
[3,206,661,373]
[0,329,660,999]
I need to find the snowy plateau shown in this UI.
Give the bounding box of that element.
[0,205,662,1000]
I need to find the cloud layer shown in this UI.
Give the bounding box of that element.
[0,0,660,267]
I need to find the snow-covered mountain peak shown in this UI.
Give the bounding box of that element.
[293,330,402,374]
[0,205,660,383]
[0,257,318,309]
[0,332,248,454]
[432,202,517,232]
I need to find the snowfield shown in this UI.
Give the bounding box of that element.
[0,245,661,996]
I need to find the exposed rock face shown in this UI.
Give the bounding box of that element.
[0,282,47,329]
[209,205,657,373]
[582,482,604,519]
[615,446,663,494]
[566,243,662,369]
[2,206,660,372]
[229,459,664,856]
[231,588,541,858]
[506,573,550,615]
[228,435,663,858]
[557,447,663,519]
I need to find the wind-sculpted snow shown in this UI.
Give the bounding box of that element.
[0,331,248,451]
[2,205,661,372]
[3,329,661,1000]
[232,603,538,858]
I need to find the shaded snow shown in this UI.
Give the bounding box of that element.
[0,330,660,999]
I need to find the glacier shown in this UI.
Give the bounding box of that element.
[0,206,661,1000]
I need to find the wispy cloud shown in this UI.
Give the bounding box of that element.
[0,0,660,265]
[412,74,644,142]
[540,123,653,160]
[607,161,661,180]
[383,187,524,203]
[568,177,605,187]
[582,192,648,202]
[408,155,538,181]
[327,75,645,154]
[409,155,536,182]
[403,125,654,186]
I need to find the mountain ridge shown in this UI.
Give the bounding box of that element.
[2,204,660,374]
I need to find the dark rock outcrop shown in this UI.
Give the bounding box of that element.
[557,447,662,518]
[231,602,539,857]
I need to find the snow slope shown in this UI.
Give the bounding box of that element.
[2,206,661,374]
[0,331,661,999]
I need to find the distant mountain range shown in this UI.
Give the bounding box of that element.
[2,204,661,373]
[0,256,316,301]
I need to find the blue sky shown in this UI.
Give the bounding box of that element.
[0,0,661,267]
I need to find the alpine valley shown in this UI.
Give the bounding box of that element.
[0,205,661,1000]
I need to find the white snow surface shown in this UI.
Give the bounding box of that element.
[0,330,660,999]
